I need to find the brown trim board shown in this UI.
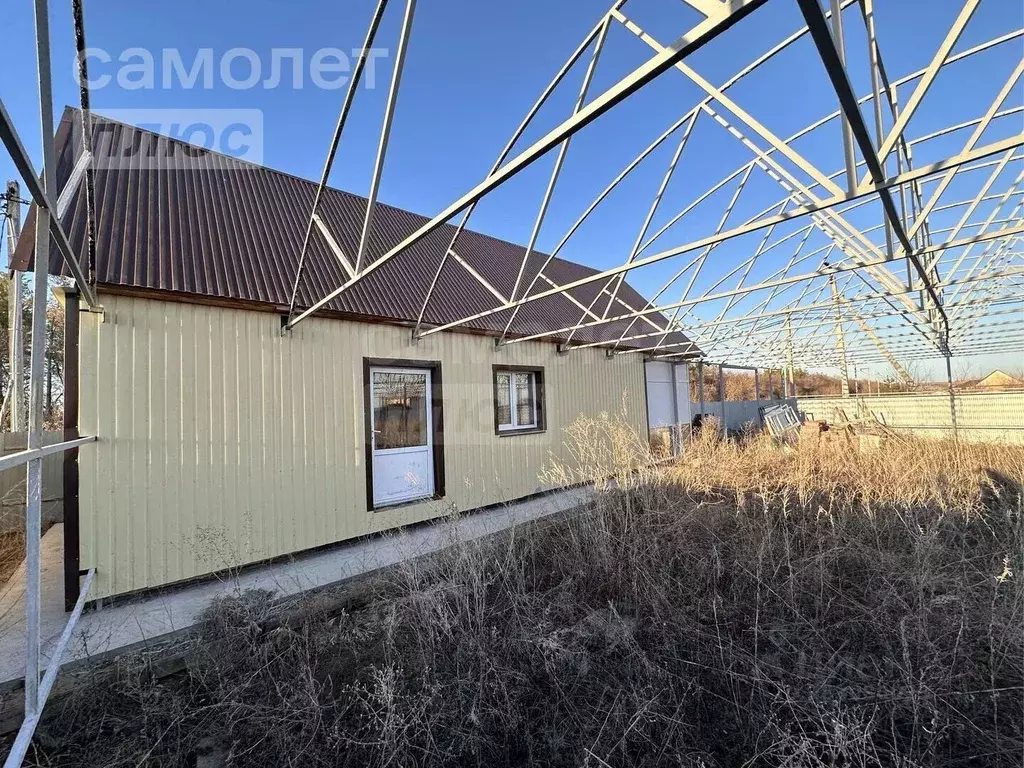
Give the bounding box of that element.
[63,289,82,612]
[362,358,445,512]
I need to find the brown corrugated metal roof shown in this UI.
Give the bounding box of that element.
[14,109,696,352]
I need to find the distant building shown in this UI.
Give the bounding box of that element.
[975,370,1024,390]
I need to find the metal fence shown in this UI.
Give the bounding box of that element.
[796,389,1024,444]
[0,432,65,534]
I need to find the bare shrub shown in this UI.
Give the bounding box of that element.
[26,417,1024,767]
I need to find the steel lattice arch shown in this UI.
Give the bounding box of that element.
[282,0,1023,385]
[0,3,1022,761]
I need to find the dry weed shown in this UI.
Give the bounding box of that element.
[22,419,1024,767]
[0,530,25,587]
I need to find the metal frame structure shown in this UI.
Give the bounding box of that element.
[284,0,1021,392]
[2,1,1021,760]
[0,1,100,764]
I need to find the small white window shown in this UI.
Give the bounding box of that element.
[494,368,543,433]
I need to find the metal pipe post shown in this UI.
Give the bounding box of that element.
[945,353,959,441]
[785,311,795,394]
[670,362,681,455]
[25,0,58,719]
[718,364,726,436]
[3,569,95,768]
[697,361,705,422]
[830,274,850,397]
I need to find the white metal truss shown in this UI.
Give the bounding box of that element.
[290,1,1019,361]
[1,1,101,764]
[285,0,1022,389]
[2,1,1021,761]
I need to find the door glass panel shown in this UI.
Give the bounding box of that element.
[515,372,535,427]
[495,372,512,426]
[373,371,428,449]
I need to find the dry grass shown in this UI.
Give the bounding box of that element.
[0,530,25,587]
[673,423,1024,514]
[21,420,1024,767]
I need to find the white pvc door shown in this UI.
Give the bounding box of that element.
[370,367,434,507]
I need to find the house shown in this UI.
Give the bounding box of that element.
[15,110,696,604]
[974,370,1023,390]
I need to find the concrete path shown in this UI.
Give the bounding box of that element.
[0,487,591,688]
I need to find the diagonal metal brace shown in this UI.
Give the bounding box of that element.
[0,98,99,309]
[796,0,949,338]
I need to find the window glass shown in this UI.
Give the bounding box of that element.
[515,372,535,426]
[373,371,428,449]
[495,372,512,426]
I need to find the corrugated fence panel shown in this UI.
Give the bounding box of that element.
[79,293,647,599]
[796,392,1024,444]
[0,432,65,533]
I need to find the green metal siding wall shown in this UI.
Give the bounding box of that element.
[78,293,646,599]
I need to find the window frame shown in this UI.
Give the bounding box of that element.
[492,365,546,436]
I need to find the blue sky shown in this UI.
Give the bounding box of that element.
[1,0,1021,380]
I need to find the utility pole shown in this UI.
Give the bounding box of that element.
[4,180,24,431]
[830,274,850,398]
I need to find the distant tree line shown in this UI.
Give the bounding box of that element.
[0,274,66,431]
[685,365,915,402]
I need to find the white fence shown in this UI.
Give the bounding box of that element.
[646,364,1024,447]
[796,390,1024,444]
[691,398,798,433]
[645,361,792,450]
